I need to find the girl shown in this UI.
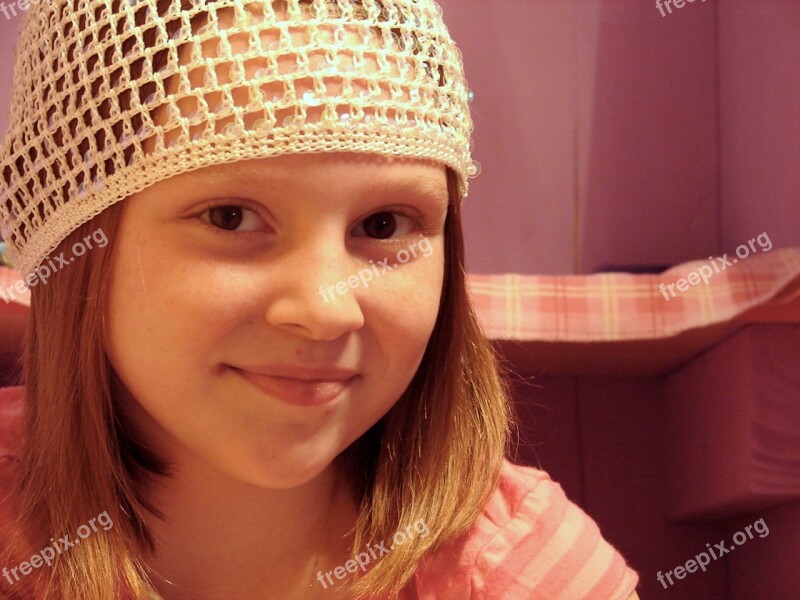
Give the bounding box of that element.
[0,0,640,598]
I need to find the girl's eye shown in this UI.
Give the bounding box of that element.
[201,204,266,232]
[356,211,415,239]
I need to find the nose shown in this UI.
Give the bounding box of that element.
[262,237,365,340]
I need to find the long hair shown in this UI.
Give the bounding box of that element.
[1,167,513,600]
[3,200,166,599]
[0,1,514,598]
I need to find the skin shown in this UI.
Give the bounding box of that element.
[104,153,448,599]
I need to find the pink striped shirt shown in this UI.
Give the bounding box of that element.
[0,386,638,599]
[401,460,639,599]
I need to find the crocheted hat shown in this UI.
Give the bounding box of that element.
[0,0,478,276]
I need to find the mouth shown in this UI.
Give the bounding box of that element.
[228,366,357,407]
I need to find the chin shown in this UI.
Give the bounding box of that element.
[247,467,332,490]
[223,445,342,490]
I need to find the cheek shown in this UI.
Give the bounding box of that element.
[382,244,444,321]
[362,248,444,382]
[104,236,240,394]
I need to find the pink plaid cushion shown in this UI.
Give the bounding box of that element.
[469,249,800,342]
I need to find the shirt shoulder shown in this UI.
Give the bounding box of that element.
[408,460,639,600]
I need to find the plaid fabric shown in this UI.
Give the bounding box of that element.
[469,248,800,342]
[2,249,799,342]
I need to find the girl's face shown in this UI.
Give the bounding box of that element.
[105,153,447,488]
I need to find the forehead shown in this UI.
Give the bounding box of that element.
[165,153,449,199]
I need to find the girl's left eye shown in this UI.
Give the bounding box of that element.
[353,211,417,240]
[200,204,267,233]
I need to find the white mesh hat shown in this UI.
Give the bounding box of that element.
[0,0,478,276]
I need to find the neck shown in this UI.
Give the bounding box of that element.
[142,450,357,600]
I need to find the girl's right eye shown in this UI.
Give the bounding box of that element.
[200,204,268,233]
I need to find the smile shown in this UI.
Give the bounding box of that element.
[229,367,356,407]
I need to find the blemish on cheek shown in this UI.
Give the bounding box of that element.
[294,347,305,359]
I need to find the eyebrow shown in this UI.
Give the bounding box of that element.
[376,176,449,203]
[186,162,449,203]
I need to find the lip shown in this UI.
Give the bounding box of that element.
[228,364,359,407]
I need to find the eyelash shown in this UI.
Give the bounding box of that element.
[197,201,434,242]
[357,209,433,245]
[198,200,266,239]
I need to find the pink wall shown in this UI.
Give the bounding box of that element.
[579,0,719,273]
[440,0,719,274]
[0,14,23,146]
[439,1,589,274]
[718,0,800,252]
[412,0,799,273]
